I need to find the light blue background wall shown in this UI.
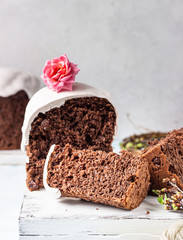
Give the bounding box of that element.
[0,0,183,138]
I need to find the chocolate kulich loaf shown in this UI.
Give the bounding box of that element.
[0,91,29,149]
[0,68,40,150]
[46,144,150,210]
[22,83,117,191]
[141,128,183,191]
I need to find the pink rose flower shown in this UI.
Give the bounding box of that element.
[41,54,80,92]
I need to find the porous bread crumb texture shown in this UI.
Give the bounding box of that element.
[47,144,150,210]
[26,97,116,191]
[0,91,29,150]
[141,128,183,191]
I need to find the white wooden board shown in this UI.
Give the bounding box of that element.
[19,189,183,240]
[0,150,25,165]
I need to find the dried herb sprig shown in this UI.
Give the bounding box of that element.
[153,178,183,211]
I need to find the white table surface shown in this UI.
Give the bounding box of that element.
[0,165,25,240]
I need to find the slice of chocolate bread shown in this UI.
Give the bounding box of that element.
[141,128,183,191]
[46,144,150,210]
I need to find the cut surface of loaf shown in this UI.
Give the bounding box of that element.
[47,144,150,210]
[141,128,183,191]
[26,97,116,191]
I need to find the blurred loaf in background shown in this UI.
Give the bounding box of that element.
[0,68,40,150]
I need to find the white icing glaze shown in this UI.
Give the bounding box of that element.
[43,144,61,198]
[0,68,40,98]
[21,82,118,154]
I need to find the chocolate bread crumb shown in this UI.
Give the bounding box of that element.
[47,144,150,210]
[26,97,116,191]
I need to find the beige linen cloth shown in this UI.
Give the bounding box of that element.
[161,220,183,240]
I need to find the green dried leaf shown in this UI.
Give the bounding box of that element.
[157,196,164,205]
[136,143,144,148]
[121,146,126,150]
[152,189,160,195]
[172,203,178,211]
[164,193,168,201]
[126,142,133,149]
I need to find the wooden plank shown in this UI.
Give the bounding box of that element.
[0,150,25,165]
[19,234,160,240]
[19,190,182,239]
